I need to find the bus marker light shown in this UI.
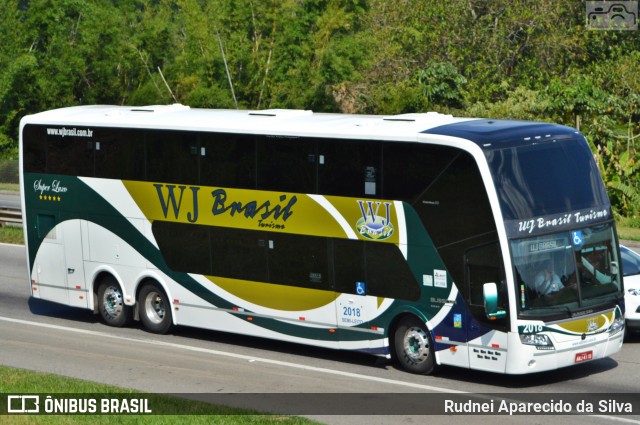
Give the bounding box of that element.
[79,296,84,300]
[75,285,81,289]
[371,326,378,331]
[329,329,336,333]
[450,346,457,352]
[299,317,306,321]
[32,286,37,291]
[173,299,180,303]
[492,344,500,348]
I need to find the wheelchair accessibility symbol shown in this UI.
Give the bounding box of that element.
[356,282,366,296]
[572,231,584,247]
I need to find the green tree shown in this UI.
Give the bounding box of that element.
[0,0,32,158]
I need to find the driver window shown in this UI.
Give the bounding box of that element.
[574,240,621,299]
[465,242,508,330]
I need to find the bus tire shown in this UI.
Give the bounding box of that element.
[138,282,172,334]
[97,276,132,327]
[393,316,438,375]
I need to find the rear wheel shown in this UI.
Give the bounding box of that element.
[97,276,132,327]
[393,316,438,374]
[138,282,172,334]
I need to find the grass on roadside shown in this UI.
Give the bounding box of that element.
[0,182,19,191]
[0,225,23,244]
[0,366,319,424]
[0,181,22,244]
[616,216,640,242]
[618,226,640,242]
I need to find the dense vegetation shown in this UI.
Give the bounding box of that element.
[1,0,639,216]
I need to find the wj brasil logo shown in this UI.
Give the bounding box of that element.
[356,200,394,240]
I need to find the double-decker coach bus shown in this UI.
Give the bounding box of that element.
[19,105,625,375]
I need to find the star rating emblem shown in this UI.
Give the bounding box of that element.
[38,194,62,202]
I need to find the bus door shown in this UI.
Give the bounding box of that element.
[464,242,509,373]
[32,213,67,305]
[32,215,87,308]
[336,291,379,340]
[60,218,88,309]
[333,239,392,349]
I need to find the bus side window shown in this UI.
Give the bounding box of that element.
[94,129,145,180]
[257,136,316,194]
[267,233,329,289]
[333,238,420,301]
[382,143,458,202]
[23,125,47,173]
[200,133,256,189]
[333,238,366,294]
[146,130,199,185]
[317,139,381,198]
[47,133,94,177]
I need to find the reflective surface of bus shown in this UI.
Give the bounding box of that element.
[20,106,624,375]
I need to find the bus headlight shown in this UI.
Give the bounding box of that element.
[520,334,555,350]
[608,315,625,336]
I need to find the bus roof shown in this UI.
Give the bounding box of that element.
[22,104,476,141]
[424,119,582,149]
[22,104,580,146]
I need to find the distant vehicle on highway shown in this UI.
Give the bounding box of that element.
[620,245,640,337]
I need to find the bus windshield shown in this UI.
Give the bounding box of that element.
[511,223,622,319]
[486,137,609,222]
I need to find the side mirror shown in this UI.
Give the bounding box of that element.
[610,261,619,277]
[483,282,506,320]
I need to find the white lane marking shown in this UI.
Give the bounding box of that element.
[0,315,460,393]
[589,417,640,425]
[1,315,639,424]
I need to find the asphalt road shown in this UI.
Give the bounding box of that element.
[0,190,20,210]
[1,243,639,424]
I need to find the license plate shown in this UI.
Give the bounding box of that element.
[575,351,593,363]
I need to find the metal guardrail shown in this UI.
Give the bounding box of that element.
[0,208,22,227]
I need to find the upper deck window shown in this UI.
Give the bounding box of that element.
[485,137,609,222]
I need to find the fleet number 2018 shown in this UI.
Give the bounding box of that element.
[343,307,361,317]
[523,324,543,333]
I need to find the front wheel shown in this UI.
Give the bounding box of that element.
[393,316,438,375]
[97,277,132,327]
[138,282,173,334]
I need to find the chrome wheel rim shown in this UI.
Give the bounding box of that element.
[403,326,430,363]
[102,286,123,319]
[144,291,166,325]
